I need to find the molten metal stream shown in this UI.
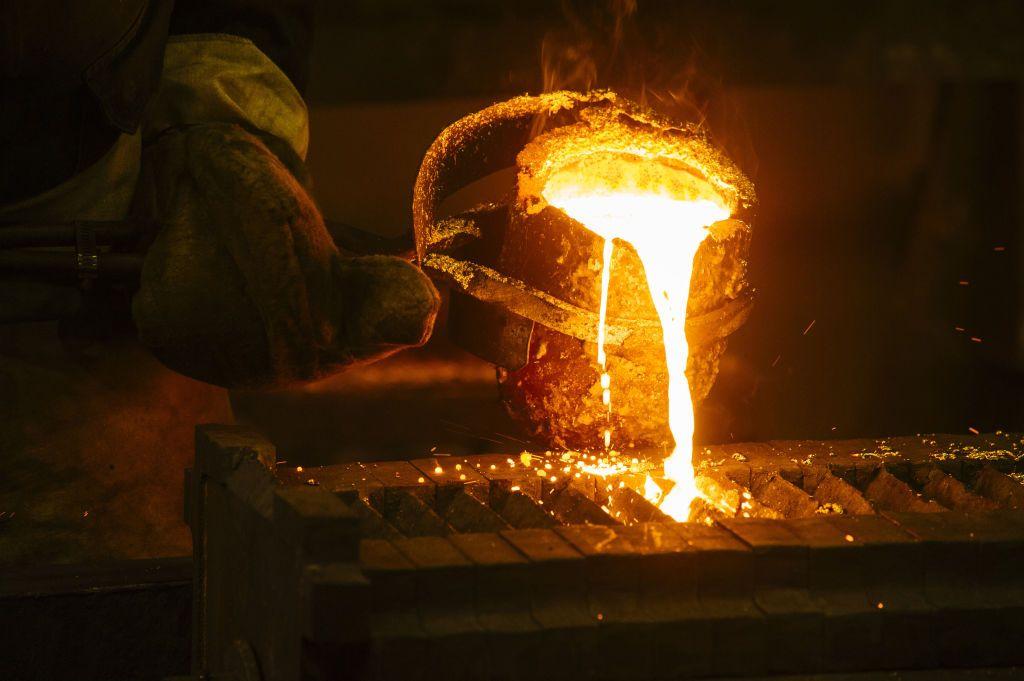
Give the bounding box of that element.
[544,187,729,519]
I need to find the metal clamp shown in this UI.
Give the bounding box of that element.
[74,222,99,284]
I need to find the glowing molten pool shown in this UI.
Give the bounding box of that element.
[544,167,730,520]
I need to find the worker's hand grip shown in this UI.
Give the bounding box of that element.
[132,123,439,389]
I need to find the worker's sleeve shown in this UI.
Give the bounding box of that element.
[168,0,315,92]
[131,35,439,389]
[132,122,438,389]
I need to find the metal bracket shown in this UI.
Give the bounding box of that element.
[425,252,754,356]
[74,222,99,285]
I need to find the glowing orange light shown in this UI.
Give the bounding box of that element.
[545,174,729,520]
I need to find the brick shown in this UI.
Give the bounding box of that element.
[490,488,557,529]
[713,461,754,490]
[972,466,1024,509]
[748,471,820,518]
[555,525,641,620]
[499,528,590,628]
[822,513,926,595]
[702,441,786,478]
[358,540,427,680]
[273,487,360,562]
[437,490,510,533]
[553,525,654,681]
[278,462,381,501]
[800,464,829,493]
[196,424,277,482]
[472,454,542,490]
[621,523,713,680]
[769,438,865,484]
[264,438,1024,678]
[718,518,822,674]
[670,522,766,678]
[359,539,421,637]
[347,497,402,540]
[914,467,999,513]
[882,511,981,608]
[984,508,1024,533]
[369,488,449,537]
[801,466,874,516]
[568,469,603,501]
[302,562,370,644]
[884,509,1024,668]
[446,533,539,680]
[968,511,1024,666]
[366,461,435,501]
[543,486,619,526]
[411,457,489,505]
[539,469,573,499]
[499,529,591,680]
[604,485,672,524]
[962,511,1024,664]
[703,470,781,519]
[487,474,543,501]
[786,517,882,672]
[391,536,485,680]
[863,467,945,513]
[824,513,932,669]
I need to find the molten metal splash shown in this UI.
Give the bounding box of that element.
[544,181,729,520]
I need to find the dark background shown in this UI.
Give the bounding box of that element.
[236,0,1024,464]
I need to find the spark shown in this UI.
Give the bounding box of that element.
[802,319,816,335]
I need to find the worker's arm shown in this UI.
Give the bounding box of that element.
[130,23,439,390]
[132,121,439,389]
[169,0,316,93]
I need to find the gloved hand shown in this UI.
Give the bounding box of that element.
[131,122,440,389]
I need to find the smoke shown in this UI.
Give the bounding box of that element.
[536,0,758,178]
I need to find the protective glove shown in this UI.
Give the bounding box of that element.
[131,122,440,389]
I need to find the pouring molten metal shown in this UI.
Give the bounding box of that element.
[544,186,729,517]
[414,91,755,520]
